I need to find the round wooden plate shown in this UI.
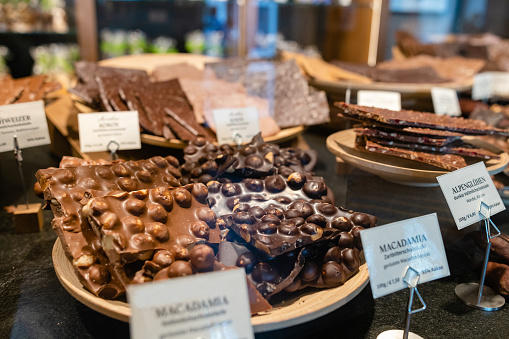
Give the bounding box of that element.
[53,240,370,332]
[326,129,509,187]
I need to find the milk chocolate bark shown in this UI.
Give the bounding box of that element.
[338,102,509,136]
[217,198,375,256]
[83,184,223,286]
[0,74,61,105]
[360,138,467,171]
[37,157,181,194]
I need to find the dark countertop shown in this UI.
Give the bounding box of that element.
[1,127,509,339]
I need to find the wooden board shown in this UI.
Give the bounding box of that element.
[52,239,369,332]
[326,129,509,187]
[309,78,472,97]
[98,53,220,72]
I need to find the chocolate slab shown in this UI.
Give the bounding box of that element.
[82,184,223,285]
[216,198,376,256]
[207,172,333,218]
[354,127,463,146]
[338,102,509,136]
[359,138,467,171]
[230,133,276,177]
[132,243,272,314]
[370,137,501,160]
[217,240,305,300]
[37,156,181,196]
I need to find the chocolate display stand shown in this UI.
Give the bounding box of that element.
[377,267,426,339]
[454,201,505,311]
[12,136,43,233]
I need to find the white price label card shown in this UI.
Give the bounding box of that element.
[78,111,141,153]
[0,100,50,152]
[431,87,461,116]
[437,162,505,230]
[128,268,254,339]
[213,107,260,145]
[472,72,509,100]
[361,213,450,299]
[357,90,401,111]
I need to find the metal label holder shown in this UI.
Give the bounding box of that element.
[377,267,425,339]
[107,140,120,161]
[454,201,505,311]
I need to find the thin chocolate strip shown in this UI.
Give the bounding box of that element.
[354,127,462,146]
[359,138,467,171]
[338,102,509,136]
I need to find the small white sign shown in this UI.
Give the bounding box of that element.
[128,268,254,339]
[0,101,50,152]
[357,90,401,111]
[437,162,505,230]
[361,213,450,299]
[431,87,461,117]
[472,72,509,100]
[213,107,260,145]
[78,111,141,153]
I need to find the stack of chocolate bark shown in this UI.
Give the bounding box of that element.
[36,133,377,313]
[336,102,509,171]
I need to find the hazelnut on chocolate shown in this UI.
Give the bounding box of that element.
[189,244,215,270]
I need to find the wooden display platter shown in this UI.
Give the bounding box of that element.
[53,239,369,332]
[326,129,509,187]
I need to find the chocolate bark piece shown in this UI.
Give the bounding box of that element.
[133,79,214,141]
[40,177,125,299]
[179,138,236,185]
[370,137,501,160]
[217,240,305,300]
[209,59,330,128]
[16,75,47,103]
[118,86,153,134]
[207,172,333,218]
[133,243,272,314]
[82,184,223,286]
[95,75,129,112]
[285,219,367,292]
[37,157,181,196]
[59,156,126,168]
[230,133,276,177]
[217,198,376,256]
[338,102,509,136]
[359,138,467,171]
[486,262,509,296]
[354,127,462,146]
[0,75,23,105]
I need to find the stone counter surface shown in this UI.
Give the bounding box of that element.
[1,129,509,339]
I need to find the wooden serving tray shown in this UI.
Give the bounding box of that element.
[326,129,509,187]
[52,239,369,332]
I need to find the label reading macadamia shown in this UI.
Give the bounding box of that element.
[128,268,254,339]
[360,213,450,299]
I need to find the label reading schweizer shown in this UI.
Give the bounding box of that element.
[78,111,141,152]
[437,162,505,230]
[213,107,260,144]
[360,213,450,299]
[0,100,50,152]
[128,268,254,339]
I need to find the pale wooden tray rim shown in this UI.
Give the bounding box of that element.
[326,129,509,186]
